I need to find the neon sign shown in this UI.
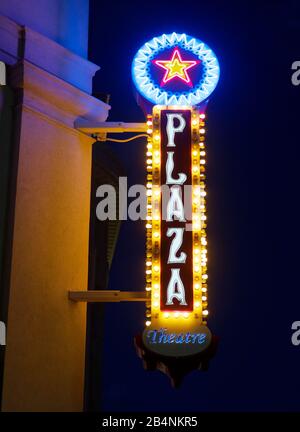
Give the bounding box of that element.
[133,32,219,374]
[141,106,210,357]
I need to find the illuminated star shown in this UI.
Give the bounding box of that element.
[154,48,199,86]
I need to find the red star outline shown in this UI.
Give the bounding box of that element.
[154,48,200,87]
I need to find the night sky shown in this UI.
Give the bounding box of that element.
[89,0,300,411]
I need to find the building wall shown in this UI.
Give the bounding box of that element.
[2,106,90,411]
[0,6,110,411]
[0,0,89,58]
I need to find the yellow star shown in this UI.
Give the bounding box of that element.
[155,48,199,85]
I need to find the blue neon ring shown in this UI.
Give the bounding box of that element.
[132,32,220,106]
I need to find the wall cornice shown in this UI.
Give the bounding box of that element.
[0,14,111,128]
[10,60,110,128]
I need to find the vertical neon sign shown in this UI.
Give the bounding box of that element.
[132,33,220,360]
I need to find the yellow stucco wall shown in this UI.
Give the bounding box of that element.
[2,107,92,411]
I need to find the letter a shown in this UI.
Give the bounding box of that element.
[167,186,185,221]
[166,269,187,305]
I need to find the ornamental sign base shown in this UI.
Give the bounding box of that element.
[135,334,218,388]
[131,33,220,385]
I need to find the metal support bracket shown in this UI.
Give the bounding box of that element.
[69,290,148,303]
[74,120,148,140]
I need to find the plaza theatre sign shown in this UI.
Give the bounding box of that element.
[132,33,220,377]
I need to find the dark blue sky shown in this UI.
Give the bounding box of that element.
[89,0,300,411]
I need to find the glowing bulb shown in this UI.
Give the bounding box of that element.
[195,301,200,308]
[194,249,200,255]
[153,232,160,239]
[202,296,207,301]
[194,266,200,273]
[193,150,198,156]
[174,312,179,318]
[164,313,170,318]
[154,283,159,289]
[202,274,208,279]
[203,310,209,316]
[194,283,200,289]
[146,287,151,291]
[202,287,207,292]
[153,265,160,272]
[200,128,205,134]
[147,120,153,126]
[154,292,159,298]
[192,119,198,126]
[145,320,151,326]
[147,129,153,134]
[199,113,205,119]
[200,151,206,156]
[146,190,152,196]
[146,223,152,229]
[153,301,159,308]
[200,159,206,164]
[146,261,152,266]
[183,312,189,318]
[154,135,160,141]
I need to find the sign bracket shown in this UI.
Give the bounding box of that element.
[69,290,147,303]
[74,120,148,140]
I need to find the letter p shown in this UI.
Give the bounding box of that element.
[166,114,186,147]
